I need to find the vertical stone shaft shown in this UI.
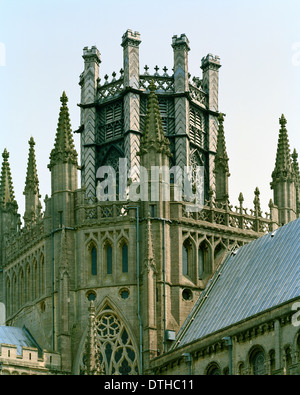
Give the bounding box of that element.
[201,54,221,193]
[80,46,101,199]
[172,34,190,170]
[122,30,141,170]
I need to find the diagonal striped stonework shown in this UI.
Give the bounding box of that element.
[172,35,190,170]
[208,114,219,194]
[201,54,221,196]
[201,54,221,112]
[80,46,101,198]
[122,30,141,169]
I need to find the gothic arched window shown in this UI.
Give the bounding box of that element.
[91,247,97,276]
[182,244,189,276]
[198,247,204,278]
[182,239,195,278]
[251,350,266,375]
[206,363,221,375]
[80,305,140,375]
[122,243,128,273]
[106,244,113,275]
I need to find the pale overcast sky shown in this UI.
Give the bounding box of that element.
[0,0,299,219]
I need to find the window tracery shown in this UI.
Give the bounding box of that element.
[80,306,139,375]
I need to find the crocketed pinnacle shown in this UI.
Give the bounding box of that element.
[0,148,16,208]
[84,301,102,375]
[24,137,40,196]
[292,149,300,181]
[48,91,78,169]
[272,115,294,181]
[139,81,171,157]
[215,113,229,173]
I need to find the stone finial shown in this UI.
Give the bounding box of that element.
[48,91,78,170]
[253,187,262,217]
[238,192,244,205]
[279,113,287,128]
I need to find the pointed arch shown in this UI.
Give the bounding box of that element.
[118,237,129,274]
[182,236,196,279]
[19,268,25,308]
[103,239,113,275]
[86,238,99,277]
[39,252,45,295]
[214,240,228,270]
[5,276,11,317]
[198,237,212,278]
[75,298,140,375]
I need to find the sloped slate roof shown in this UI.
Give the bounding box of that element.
[0,326,42,356]
[174,218,300,348]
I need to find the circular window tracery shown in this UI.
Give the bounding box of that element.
[80,307,139,375]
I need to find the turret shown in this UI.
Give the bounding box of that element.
[201,53,221,197]
[121,29,142,170]
[23,137,42,226]
[172,34,190,170]
[79,45,101,199]
[271,115,297,225]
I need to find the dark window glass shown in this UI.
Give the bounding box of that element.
[122,244,128,273]
[107,245,112,274]
[91,247,97,276]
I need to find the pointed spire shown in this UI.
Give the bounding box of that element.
[272,114,294,181]
[24,137,40,196]
[84,301,102,375]
[139,81,171,157]
[0,149,17,210]
[48,91,78,170]
[215,113,230,173]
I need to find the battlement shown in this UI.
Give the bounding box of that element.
[82,45,101,63]
[172,33,190,50]
[0,343,61,375]
[121,29,141,47]
[201,53,221,69]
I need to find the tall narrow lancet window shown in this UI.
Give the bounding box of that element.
[182,244,189,276]
[198,247,204,278]
[107,245,113,275]
[122,243,128,273]
[91,247,97,276]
